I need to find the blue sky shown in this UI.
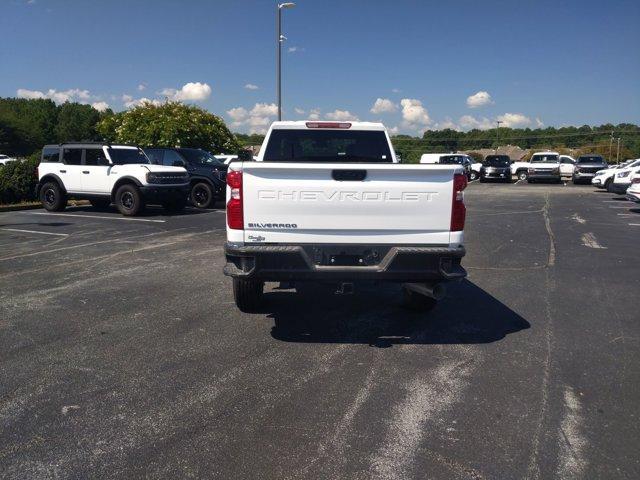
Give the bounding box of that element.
[1,0,639,134]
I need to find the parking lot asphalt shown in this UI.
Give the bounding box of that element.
[1,183,639,480]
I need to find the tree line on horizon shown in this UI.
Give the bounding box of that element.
[1,97,638,163]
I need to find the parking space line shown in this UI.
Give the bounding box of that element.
[29,212,166,223]
[602,200,628,203]
[630,223,640,226]
[1,228,68,237]
[608,206,631,209]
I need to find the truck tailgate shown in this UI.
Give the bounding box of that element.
[240,163,459,245]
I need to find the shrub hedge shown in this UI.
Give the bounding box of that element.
[0,153,40,204]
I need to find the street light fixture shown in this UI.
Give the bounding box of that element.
[277,2,296,121]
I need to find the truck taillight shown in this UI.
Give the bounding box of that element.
[451,172,467,232]
[226,170,243,230]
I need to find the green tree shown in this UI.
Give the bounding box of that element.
[0,98,58,156]
[97,101,239,153]
[55,102,102,142]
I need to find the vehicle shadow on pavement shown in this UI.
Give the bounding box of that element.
[0,222,72,227]
[266,280,530,347]
[65,205,221,217]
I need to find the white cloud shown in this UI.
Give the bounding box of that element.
[308,108,321,120]
[158,88,176,97]
[294,107,306,115]
[400,98,430,130]
[157,83,211,102]
[123,97,162,108]
[459,115,494,130]
[536,117,544,127]
[388,125,400,135]
[288,46,304,53]
[227,103,279,134]
[91,101,109,112]
[432,117,461,131]
[173,82,211,101]
[466,91,493,108]
[456,113,532,131]
[16,88,45,100]
[326,109,359,121]
[496,112,531,128]
[227,107,248,122]
[244,83,259,90]
[17,88,91,104]
[137,83,147,91]
[370,98,398,114]
[391,88,401,94]
[250,103,278,117]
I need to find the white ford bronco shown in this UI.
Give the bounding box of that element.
[37,143,190,215]
[223,121,468,311]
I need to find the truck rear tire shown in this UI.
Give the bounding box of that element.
[233,279,264,312]
[40,181,67,212]
[402,287,438,312]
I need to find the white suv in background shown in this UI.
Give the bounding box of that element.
[626,171,640,202]
[610,165,640,195]
[37,143,190,216]
[592,159,640,190]
[0,154,17,165]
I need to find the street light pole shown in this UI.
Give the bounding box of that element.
[495,120,503,153]
[616,137,621,164]
[277,2,295,121]
[609,131,614,163]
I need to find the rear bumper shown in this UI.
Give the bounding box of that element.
[223,242,466,282]
[139,184,189,203]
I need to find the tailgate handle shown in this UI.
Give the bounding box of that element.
[332,169,367,181]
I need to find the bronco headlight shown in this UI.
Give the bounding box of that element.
[146,172,161,183]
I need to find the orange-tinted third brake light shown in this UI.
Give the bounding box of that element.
[305,122,351,129]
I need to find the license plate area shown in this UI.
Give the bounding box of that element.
[303,245,388,267]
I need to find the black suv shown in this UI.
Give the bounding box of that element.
[480,155,512,183]
[144,148,228,209]
[572,155,607,184]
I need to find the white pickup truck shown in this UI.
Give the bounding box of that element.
[223,121,468,311]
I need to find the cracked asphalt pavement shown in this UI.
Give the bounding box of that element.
[1,182,639,479]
